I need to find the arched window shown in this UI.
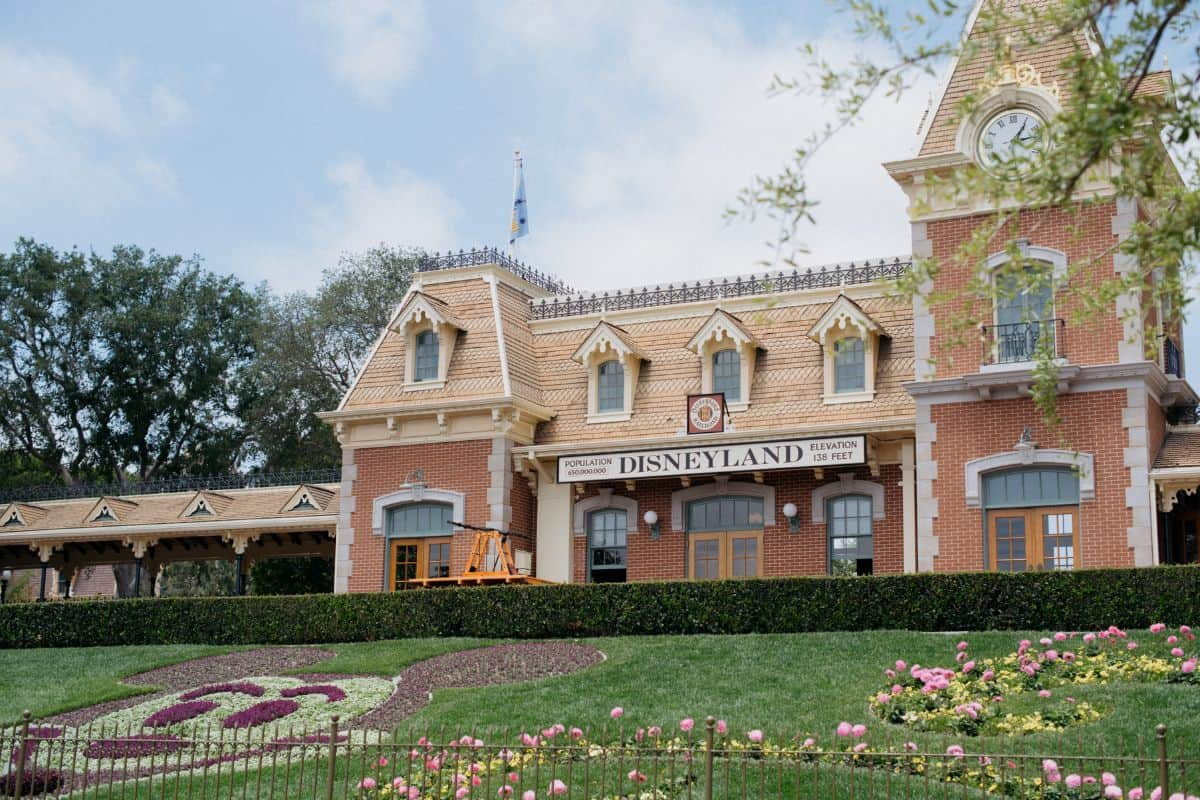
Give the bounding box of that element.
[833,337,866,393]
[414,330,439,382]
[993,267,1053,363]
[711,349,741,402]
[983,467,1079,572]
[597,359,624,413]
[686,496,764,579]
[828,494,873,576]
[588,508,627,583]
[386,502,454,589]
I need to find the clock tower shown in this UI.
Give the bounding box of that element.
[884,0,1189,572]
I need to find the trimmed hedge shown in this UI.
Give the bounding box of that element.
[2,566,1199,649]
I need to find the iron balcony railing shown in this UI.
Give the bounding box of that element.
[1168,404,1199,426]
[981,318,1064,365]
[529,258,911,320]
[0,468,342,505]
[416,248,574,296]
[1164,336,1184,378]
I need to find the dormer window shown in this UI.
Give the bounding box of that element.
[686,309,760,412]
[292,492,317,511]
[834,337,866,394]
[94,505,116,522]
[572,321,646,423]
[712,349,741,402]
[389,291,464,391]
[597,359,625,412]
[3,511,23,527]
[188,499,213,517]
[809,295,887,405]
[414,330,439,382]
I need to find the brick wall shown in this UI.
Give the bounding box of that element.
[571,465,905,583]
[929,391,1133,571]
[925,202,1126,378]
[347,440,493,593]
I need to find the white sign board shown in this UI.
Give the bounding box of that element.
[556,435,866,483]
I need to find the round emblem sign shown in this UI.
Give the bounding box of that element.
[689,396,723,432]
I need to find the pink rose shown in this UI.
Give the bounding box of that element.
[1054,632,1068,641]
[523,791,537,800]
[747,730,763,743]
[836,722,852,737]
[498,786,514,797]
[628,770,647,783]
[358,778,377,790]
[570,727,583,740]
[1066,775,1082,788]
[610,707,624,719]
[851,724,867,738]
[962,660,975,674]
[1104,787,1122,799]
[1151,623,1166,633]
[549,779,568,795]
[1182,659,1197,674]
[679,718,694,732]
[1128,789,1143,800]
[715,720,727,735]
[1038,689,1052,698]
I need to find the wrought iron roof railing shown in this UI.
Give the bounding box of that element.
[528,257,911,320]
[417,248,574,296]
[0,468,342,505]
[1168,404,1199,426]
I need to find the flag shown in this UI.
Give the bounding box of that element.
[509,152,529,245]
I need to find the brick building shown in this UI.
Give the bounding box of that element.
[317,4,1200,593]
[5,0,1197,599]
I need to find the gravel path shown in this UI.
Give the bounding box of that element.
[353,641,604,730]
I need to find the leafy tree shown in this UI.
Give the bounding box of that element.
[242,244,420,470]
[249,557,333,595]
[0,239,262,595]
[158,560,236,597]
[735,0,1198,423]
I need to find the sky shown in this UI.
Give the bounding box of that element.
[1,0,1196,359]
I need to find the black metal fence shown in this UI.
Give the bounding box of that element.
[417,249,574,296]
[2,713,1195,800]
[981,319,1064,365]
[1164,337,1184,378]
[528,259,911,320]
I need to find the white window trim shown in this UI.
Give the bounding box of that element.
[964,449,1094,508]
[390,292,462,391]
[371,487,465,537]
[670,477,776,532]
[572,488,639,536]
[811,474,886,524]
[573,322,645,423]
[687,310,760,412]
[983,244,1067,367]
[809,296,884,405]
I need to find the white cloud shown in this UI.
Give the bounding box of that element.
[242,156,459,287]
[477,1,927,291]
[0,45,186,216]
[307,0,429,104]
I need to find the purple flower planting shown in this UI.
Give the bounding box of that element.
[83,734,184,760]
[221,700,300,729]
[143,700,219,728]
[279,685,347,702]
[179,682,266,701]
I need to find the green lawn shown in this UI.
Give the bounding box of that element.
[2,629,1197,792]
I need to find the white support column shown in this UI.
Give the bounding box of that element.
[914,400,940,571]
[900,439,917,573]
[334,447,357,594]
[536,478,573,584]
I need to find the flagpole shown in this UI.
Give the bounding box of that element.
[508,149,522,260]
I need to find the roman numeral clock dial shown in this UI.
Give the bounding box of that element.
[979,109,1045,171]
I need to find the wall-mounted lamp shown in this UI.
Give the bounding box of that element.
[0,568,12,604]
[644,510,660,540]
[782,502,800,533]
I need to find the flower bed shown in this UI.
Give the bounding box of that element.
[221,700,300,729]
[179,682,266,701]
[279,684,347,702]
[143,700,219,728]
[868,624,1198,736]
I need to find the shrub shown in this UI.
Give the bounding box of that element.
[0,566,1198,649]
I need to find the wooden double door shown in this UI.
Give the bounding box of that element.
[390,537,451,590]
[689,531,763,579]
[988,506,1078,572]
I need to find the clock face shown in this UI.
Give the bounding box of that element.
[979,110,1044,168]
